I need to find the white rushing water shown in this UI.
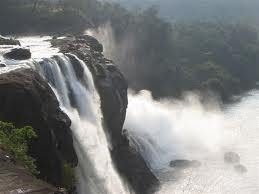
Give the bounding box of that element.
[38,54,128,194]
[0,37,129,194]
[0,36,59,74]
[125,90,259,194]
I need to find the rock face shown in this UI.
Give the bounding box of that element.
[0,149,60,194]
[0,69,78,187]
[0,36,20,46]
[4,48,31,60]
[234,164,247,174]
[170,160,201,169]
[224,152,240,164]
[57,36,159,194]
[77,35,103,52]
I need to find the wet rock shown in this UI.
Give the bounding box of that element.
[0,68,78,187]
[170,159,201,169]
[77,35,103,52]
[234,164,247,174]
[224,152,240,164]
[112,135,159,194]
[0,63,6,67]
[93,51,158,194]
[65,54,85,81]
[0,36,20,45]
[4,48,31,60]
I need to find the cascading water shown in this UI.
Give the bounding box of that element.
[38,54,129,194]
[1,37,129,194]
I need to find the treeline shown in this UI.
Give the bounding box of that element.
[1,0,259,100]
[0,0,92,34]
[0,0,128,34]
[102,7,259,100]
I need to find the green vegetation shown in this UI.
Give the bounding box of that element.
[107,12,259,100]
[61,161,76,191]
[0,121,38,175]
[0,0,91,34]
[1,0,259,100]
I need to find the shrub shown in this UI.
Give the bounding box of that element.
[61,161,76,191]
[0,121,38,175]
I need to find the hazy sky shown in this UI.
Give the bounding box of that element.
[101,0,259,24]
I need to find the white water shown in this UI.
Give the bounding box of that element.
[125,90,259,194]
[0,37,129,194]
[39,54,128,194]
[0,36,59,74]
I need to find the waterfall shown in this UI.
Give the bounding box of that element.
[37,54,128,194]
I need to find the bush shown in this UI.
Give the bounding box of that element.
[61,161,76,191]
[0,121,38,175]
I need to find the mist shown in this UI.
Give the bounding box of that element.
[124,90,259,194]
[86,23,141,89]
[103,0,259,24]
[87,22,259,193]
[124,90,230,169]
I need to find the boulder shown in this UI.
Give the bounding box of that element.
[4,48,31,60]
[0,63,6,67]
[224,152,240,164]
[77,35,103,52]
[0,68,78,187]
[170,159,201,169]
[234,164,247,174]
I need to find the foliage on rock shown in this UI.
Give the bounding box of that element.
[61,161,76,192]
[0,121,38,175]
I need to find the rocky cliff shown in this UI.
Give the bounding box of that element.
[0,68,78,187]
[55,35,159,194]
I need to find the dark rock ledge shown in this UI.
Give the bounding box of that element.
[0,69,78,188]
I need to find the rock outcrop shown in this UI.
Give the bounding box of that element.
[55,35,159,194]
[0,36,20,46]
[224,152,240,164]
[0,68,78,187]
[170,159,201,169]
[4,48,31,60]
[234,164,247,174]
